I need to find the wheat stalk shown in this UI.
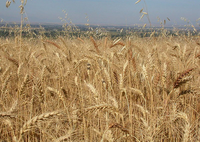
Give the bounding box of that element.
[109,123,130,134]
[77,37,84,43]
[3,119,17,142]
[44,39,62,50]
[110,41,125,48]
[101,129,114,142]
[19,74,29,96]
[19,111,62,139]
[135,0,141,4]
[47,87,66,106]
[90,36,100,53]
[0,112,15,119]
[6,56,19,67]
[173,68,194,88]
[1,74,11,96]
[84,104,118,113]
[36,79,44,103]
[54,130,74,142]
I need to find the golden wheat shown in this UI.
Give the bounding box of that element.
[0,30,199,141]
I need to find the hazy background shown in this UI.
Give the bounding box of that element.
[0,0,200,27]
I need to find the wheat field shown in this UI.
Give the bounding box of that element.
[0,31,200,141]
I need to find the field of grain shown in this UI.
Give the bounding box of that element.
[0,32,200,141]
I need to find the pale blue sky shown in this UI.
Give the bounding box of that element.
[0,0,200,26]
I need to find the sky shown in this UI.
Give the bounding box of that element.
[0,0,200,27]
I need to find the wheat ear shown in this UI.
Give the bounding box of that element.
[110,41,125,48]
[44,39,61,50]
[173,68,194,88]
[19,74,29,96]
[77,37,84,43]
[19,111,62,139]
[109,123,130,134]
[47,87,66,106]
[6,56,19,67]
[90,36,100,53]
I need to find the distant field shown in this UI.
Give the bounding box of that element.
[0,26,200,141]
[1,23,199,39]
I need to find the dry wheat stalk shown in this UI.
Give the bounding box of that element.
[1,74,11,96]
[132,56,137,71]
[153,72,160,86]
[134,104,149,117]
[110,42,125,48]
[73,58,89,69]
[175,112,191,142]
[123,60,129,76]
[128,48,133,60]
[3,119,17,142]
[101,129,114,142]
[162,63,167,86]
[103,67,111,85]
[104,37,108,49]
[129,88,146,102]
[84,104,118,114]
[108,95,118,109]
[59,37,74,61]
[0,98,4,109]
[90,36,100,53]
[55,132,74,142]
[142,65,148,80]
[85,81,99,98]
[61,87,67,99]
[8,99,18,114]
[47,87,66,106]
[36,79,44,103]
[77,37,84,43]
[173,68,194,88]
[41,65,46,83]
[113,71,118,84]
[109,123,130,134]
[17,63,23,79]
[119,74,123,89]
[19,74,29,96]
[44,39,61,50]
[140,117,153,141]
[19,111,62,137]
[6,56,19,67]
[178,89,193,96]
[135,0,141,4]
[0,112,15,119]
[1,66,10,81]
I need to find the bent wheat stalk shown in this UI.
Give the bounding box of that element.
[18,111,62,141]
[173,68,194,88]
[44,39,61,50]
